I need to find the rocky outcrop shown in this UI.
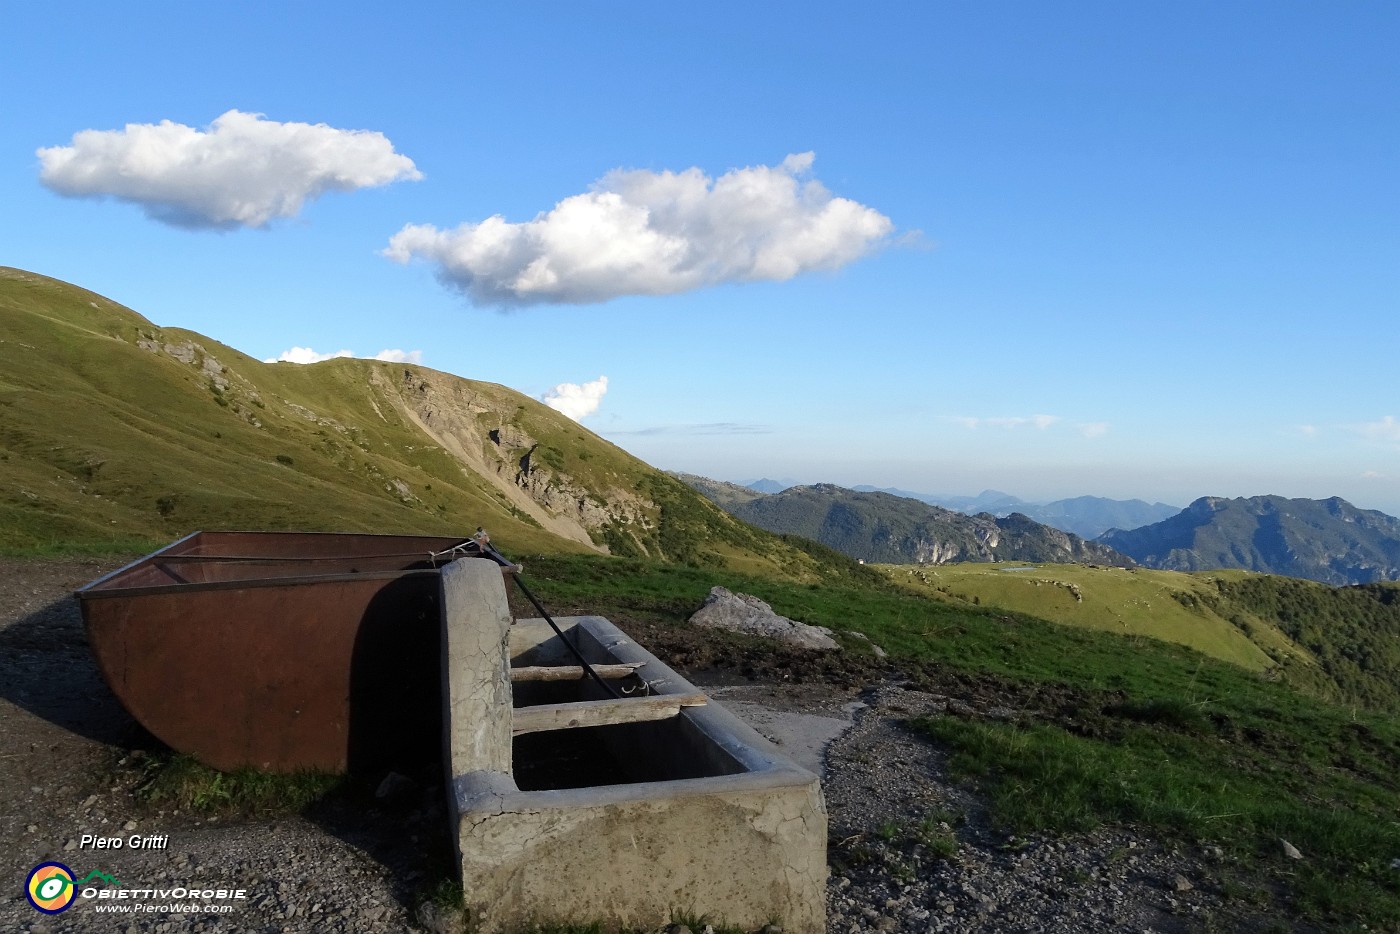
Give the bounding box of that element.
[135,335,262,426]
[689,587,841,650]
[374,367,650,552]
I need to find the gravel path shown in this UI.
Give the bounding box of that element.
[698,682,1298,934]
[817,685,1295,934]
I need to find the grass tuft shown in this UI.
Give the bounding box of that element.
[134,753,345,817]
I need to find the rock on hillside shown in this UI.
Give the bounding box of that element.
[688,586,841,650]
[1097,495,1400,585]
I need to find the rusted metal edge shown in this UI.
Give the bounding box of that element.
[152,551,451,563]
[74,530,200,597]
[75,567,445,601]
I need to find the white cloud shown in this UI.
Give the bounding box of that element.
[38,110,421,229]
[542,376,608,421]
[265,347,423,365]
[1078,422,1110,438]
[372,349,423,364]
[950,415,1060,430]
[266,347,353,364]
[383,152,893,306]
[1351,415,1400,443]
[609,422,772,436]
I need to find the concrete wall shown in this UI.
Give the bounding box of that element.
[440,558,828,933]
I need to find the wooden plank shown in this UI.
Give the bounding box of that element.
[512,692,708,735]
[509,663,645,683]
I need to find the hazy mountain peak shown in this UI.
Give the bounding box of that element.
[678,476,1133,567]
[1100,494,1400,585]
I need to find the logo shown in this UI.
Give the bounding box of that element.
[26,862,76,914]
[25,864,124,914]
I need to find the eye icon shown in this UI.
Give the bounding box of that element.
[26,863,77,914]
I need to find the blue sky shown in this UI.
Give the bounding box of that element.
[4,2,1398,516]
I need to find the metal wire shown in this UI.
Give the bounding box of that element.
[468,529,621,700]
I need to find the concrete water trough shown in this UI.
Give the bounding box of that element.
[441,557,828,934]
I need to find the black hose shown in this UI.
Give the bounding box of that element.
[470,538,622,700]
[509,574,622,699]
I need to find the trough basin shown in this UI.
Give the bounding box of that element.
[440,558,828,934]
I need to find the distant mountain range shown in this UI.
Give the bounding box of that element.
[753,480,1179,539]
[18,267,1396,593]
[848,486,1181,539]
[709,475,1400,587]
[742,477,794,494]
[678,476,1133,567]
[1097,495,1400,586]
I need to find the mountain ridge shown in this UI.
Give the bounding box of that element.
[849,485,1180,538]
[677,475,1133,567]
[1098,494,1400,585]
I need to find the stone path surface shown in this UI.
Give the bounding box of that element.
[699,683,864,776]
[705,682,1303,934]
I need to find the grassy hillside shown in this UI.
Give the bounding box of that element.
[877,560,1400,716]
[0,268,549,551]
[0,267,827,579]
[1206,573,1400,712]
[877,562,1300,672]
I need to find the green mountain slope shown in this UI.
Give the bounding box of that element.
[0,267,820,577]
[879,562,1299,672]
[1098,495,1400,585]
[1205,573,1400,712]
[879,560,1400,714]
[671,472,767,510]
[525,551,1400,927]
[681,479,1133,566]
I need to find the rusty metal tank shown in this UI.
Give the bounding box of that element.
[75,531,476,773]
